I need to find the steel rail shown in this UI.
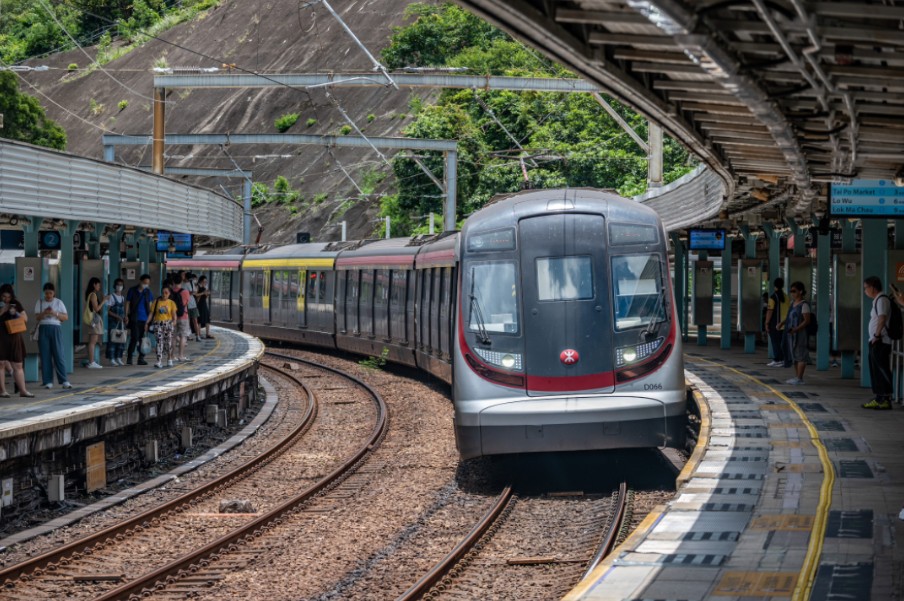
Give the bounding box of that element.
[0,359,316,587]
[581,481,629,579]
[95,353,389,600]
[396,485,514,601]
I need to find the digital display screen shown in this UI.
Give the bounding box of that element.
[467,228,515,252]
[156,232,193,253]
[830,179,904,217]
[688,229,726,251]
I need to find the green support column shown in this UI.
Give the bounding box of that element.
[22,218,40,381]
[861,218,888,388]
[816,225,831,370]
[88,223,102,260]
[138,231,152,269]
[840,221,857,379]
[721,238,732,350]
[670,234,688,341]
[789,220,807,257]
[896,220,904,250]
[126,231,139,261]
[742,226,758,353]
[697,251,708,346]
[108,230,123,289]
[59,221,78,375]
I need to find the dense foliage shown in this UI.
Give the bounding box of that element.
[379,3,695,236]
[0,0,212,64]
[0,71,67,150]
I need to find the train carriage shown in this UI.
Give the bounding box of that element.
[241,244,339,348]
[167,254,243,328]
[413,233,458,384]
[453,189,685,459]
[334,238,422,367]
[164,188,684,460]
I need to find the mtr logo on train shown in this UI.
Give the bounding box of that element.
[560,349,580,365]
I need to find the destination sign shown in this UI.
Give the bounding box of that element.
[830,179,904,217]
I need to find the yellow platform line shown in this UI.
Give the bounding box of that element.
[562,380,711,600]
[686,356,835,601]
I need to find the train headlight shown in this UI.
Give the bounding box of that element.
[474,347,523,371]
[616,337,665,367]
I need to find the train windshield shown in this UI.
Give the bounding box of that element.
[468,262,519,334]
[612,254,666,330]
[536,256,593,301]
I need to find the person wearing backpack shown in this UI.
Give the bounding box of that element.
[764,278,790,367]
[863,276,893,410]
[784,281,812,385]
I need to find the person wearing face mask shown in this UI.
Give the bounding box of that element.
[124,274,154,366]
[105,278,127,366]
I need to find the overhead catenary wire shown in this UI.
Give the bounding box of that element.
[34,0,168,104]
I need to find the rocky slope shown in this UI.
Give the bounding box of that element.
[22,0,432,245]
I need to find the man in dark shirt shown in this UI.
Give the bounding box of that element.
[124,274,154,365]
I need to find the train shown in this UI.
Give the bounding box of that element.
[170,188,686,459]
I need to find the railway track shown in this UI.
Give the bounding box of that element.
[398,482,630,601]
[0,354,387,601]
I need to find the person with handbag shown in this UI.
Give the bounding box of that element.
[0,284,33,398]
[105,278,127,366]
[83,277,108,369]
[35,282,71,390]
[146,286,178,368]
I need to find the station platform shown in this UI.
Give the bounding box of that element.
[0,327,264,461]
[567,343,902,601]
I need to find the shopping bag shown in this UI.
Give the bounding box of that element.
[111,326,128,344]
[5,317,26,334]
[140,336,152,356]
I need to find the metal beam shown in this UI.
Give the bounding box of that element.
[153,72,601,93]
[103,133,458,152]
[591,93,648,152]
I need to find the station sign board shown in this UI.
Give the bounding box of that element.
[830,179,904,218]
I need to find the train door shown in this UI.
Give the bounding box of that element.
[263,269,272,324]
[297,269,307,328]
[519,213,614,395]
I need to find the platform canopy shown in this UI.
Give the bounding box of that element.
[0,138,242,242]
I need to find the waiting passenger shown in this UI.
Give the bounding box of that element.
[83,277,107,369]
[0,284,33,397]
[784,281,811,385]
[862,276,893,410]
[105,278,127,366]
[195,275,213,339]
[172,279,191,361]
[35,283,71,390]
[147,286,177,368]
[764,277,789,368]
[125,274,154,366]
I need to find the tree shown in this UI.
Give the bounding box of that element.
[0,72,66,150]
[379,3,696,236]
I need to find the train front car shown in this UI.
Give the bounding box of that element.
[453,189,685,459]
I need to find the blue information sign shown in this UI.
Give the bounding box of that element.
[830,179,904,217]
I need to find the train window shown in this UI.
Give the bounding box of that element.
[390,271,405,306]
[536,256,593,301]
[611,254,666,330]
[374,270,388,306]
[318,272,330,303]
[308,271,319,303]
[609,223,658,245]
[467,261,519,334]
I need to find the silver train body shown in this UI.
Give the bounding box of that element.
[170,188,686,459]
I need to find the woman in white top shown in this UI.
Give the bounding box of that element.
[35,282,71,389]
